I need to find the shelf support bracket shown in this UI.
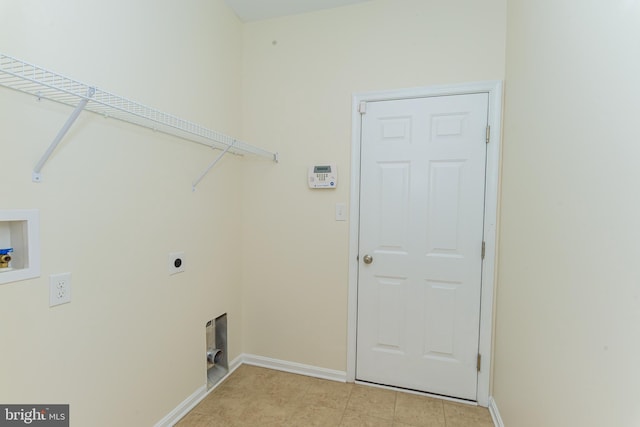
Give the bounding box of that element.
[192,143,233,191]
[32,87,96,183]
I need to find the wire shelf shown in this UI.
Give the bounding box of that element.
[0,52,278,161]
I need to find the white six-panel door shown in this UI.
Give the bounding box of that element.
[356,93,489,400]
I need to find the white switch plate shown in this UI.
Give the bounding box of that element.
[169,251,185,275]
[335,203,347,221]
[50,273,71,307]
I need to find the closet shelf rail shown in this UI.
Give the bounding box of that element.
[0,52,278,183]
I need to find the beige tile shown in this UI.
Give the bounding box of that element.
[268,369,318,392]
[175,412,214,427]
[443,402,494,427]
[298,378,354,410]
[262,370,318,405]
[221,365,276,391]
[346,385,397,421]
[189,372,269,426]
[180,367,498,427]
[230,364,272,378]
[393,392,445,427]
[340,409,394,427]
[237,394,297,426]
[207,383,255,401]
[284,402,345,426]
[176,412,236,427]
[188,393,247,426]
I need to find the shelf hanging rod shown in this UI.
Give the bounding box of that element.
[32,87,96,183]
[0,52,278,181]
[192,144,233,191]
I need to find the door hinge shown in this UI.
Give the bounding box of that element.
[358,101,367,114]
[485,125,490,144]
[481,241,486,260]
[477,354,482,372]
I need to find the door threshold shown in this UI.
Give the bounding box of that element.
[354,379,479,406]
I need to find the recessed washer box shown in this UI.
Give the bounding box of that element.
[0,210,40,285]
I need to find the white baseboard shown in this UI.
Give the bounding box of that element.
[153,355,243,427]
[153,384,206,427]
[241,353,347,383]
[489,396,504,427]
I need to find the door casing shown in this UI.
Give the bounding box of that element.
[347,81,502,407]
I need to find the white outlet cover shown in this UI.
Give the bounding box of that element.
[168,251,185,275]
[49,272,71,307]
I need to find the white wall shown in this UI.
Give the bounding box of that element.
[0,1,245,425]
[15,1,635,425]
[240,0,506,371]
[494,0,640,425]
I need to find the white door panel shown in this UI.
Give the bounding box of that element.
[356,93,488,400]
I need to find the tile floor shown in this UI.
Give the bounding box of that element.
[176,365,494,427]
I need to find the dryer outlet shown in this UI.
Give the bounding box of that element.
[168,251,185,275]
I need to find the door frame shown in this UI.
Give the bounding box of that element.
[347,81,502,407]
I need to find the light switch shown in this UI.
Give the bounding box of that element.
[335,203,347,221]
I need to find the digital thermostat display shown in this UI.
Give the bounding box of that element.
[309,163,337,189]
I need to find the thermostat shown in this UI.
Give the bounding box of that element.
[308,164,337,189]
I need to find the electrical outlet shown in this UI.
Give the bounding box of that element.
[168,251,185,275]
[49,273,71,307]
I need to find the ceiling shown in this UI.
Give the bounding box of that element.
[224,0,371,22]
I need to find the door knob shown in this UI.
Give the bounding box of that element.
[363,254,373,264]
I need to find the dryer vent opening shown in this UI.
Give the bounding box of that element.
[206,313,228,389]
